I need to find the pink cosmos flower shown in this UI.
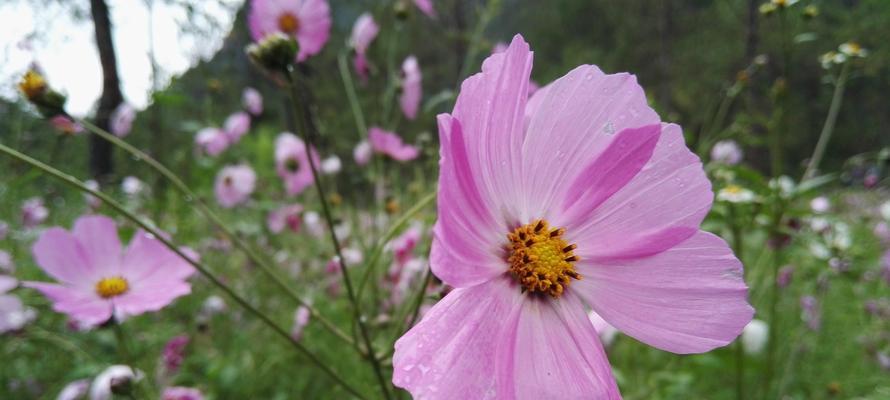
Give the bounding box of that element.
[390,224,422,269]
[162,386,205,400]
[392,35,753,399]
[214,164,256,208]
[275,132,318,196]
[0,250,13,273]
[711,140,743,165]
[21,197,49,228]
[242,87,263,116]
[350,12,379,82]
[224,111,251,143]
[413,0,436,18]
[353,140,372,166]
[162,335,190,374]
[267,203,304,233]
[110,103,136,137]
[369,127,419,162]
[248,0,331,63]
[50,115,83,135]
[2,275,36,333]
[291,305,311,340]
[195,127,230,156]
[400,56,422,119]
[23,215,195,327]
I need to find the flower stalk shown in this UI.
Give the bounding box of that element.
[803,62,850,181]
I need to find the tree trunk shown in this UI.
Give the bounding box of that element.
[89,0,123,181]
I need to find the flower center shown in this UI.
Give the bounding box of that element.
[724,184,743,194]
[19,70,47,100]
[507,219,581,297]
[95,276,129,298]
[278,13,300,34]
[285,157,300,172]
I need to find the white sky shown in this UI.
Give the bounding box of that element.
[0,0,242,117]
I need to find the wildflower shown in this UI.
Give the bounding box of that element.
[413,0,436,18]
[291,305,311,340]
[84,180,102,210]
[321,155,341,175]
[801,295,820,331]
[57,379,90,400]
[810,196,830,214]
[1,276,36,333]
[717,184,756,203]
[195,127,230,156]
[353,140,372,166]
[267,204,304,233]
[880,201,890,221]
[741,319,769,354]
[89,365,144,400]
[242,87,263,116]
[303,211,324,237]
[214,164,257,208]
[839,41,868,58]
[875,221,890,244]
[390,224,423,268]
[21,197,49,228]
[110,103,136,137]
[19,67,68,117]
[400,56,422,119]
[162,386,205,400]
[50,115,83,135]
[121,176,145,197]
[275,132,318,196]
[18,69,47,100]
[200,295,226,316]
[369,127,419,162]
[162,335,190,374]
[0,250,13,273]
[23,215,194,326]
[777,265,794,288]
[350,12,379,82]
[819,51,846,69]
[246,33,299,72]
[588,311,619,347]
[711,140,743,165]
[392,35,752,398]
[223,111,251,143]
[248,0,331,62]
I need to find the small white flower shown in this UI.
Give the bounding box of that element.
[880,201,890,221]
[810,196,830,214]
[741,319,769,355]
[321,156,342,175]
[711,140,743,165]
[809,242,830,260]
[839,41,868,58]
[201,295,226,316]
[121,176,144,196]
[717,184,756,203]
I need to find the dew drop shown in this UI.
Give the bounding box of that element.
[603,122,616,135]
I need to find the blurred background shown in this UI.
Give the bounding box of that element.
[1,0,889,399]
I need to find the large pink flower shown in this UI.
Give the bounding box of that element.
[392,35,753,399]
[400,56,422,120]
[248,0,331,62]
[350,12,379,82]
[23,215,194,327]
[214,164,257,208]
[369,127,419,162]
[275,132,319,196]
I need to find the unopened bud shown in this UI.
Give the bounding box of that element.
[246,33,299,74]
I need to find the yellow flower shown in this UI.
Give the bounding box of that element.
[18,70,47,100]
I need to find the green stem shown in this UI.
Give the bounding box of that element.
[338,52,369,140]
[74,119,356,350]
[802,63,850,181]
[0,143,367,400]
[761,201,785,398]
[287,70,392,400]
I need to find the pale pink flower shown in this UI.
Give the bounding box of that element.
[224,111,251,143]
[275,132,318,196]
[2,275,35,333]
[57,379,90,400]
[392,35,752,399]
[162,386,204,400]
[810,196,830,214]
[350,13,379,82]
[267,203,304,233]
[242,87,263,116]
[121,176,145,197]
[90,365,143,400]
[369,127,419,162]
[0,250,13,273]
[353,140,372,166]
[321,155,341,175]
[195,127,230,156]
[291,305,311,340]
[110,103,136,137]
[248,0,331,62]
[711,140,743,165]
[50,115,83,135]
[21,197,49,228]
[390,224,422,268]
[23,215,194,327]
[413,0,436,18]
[214,164,256,208]
[400,56,422,119]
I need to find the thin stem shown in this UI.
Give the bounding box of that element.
[74,119,356,350]
[761,201,785,398]
[287,70,392,400]
[802,63,850,181]
[0,143,367,400]
[356,191,435,302]
[338,52,369,140]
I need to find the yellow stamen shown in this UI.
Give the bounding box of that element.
[723,184,743,194]
[19,70,47,100]
[95,276,129,298]
[507,219,581,298]
[278,13,300,34]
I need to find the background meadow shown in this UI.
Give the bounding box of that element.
[1,0,890,399]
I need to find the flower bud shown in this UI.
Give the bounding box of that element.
[18,68,67,118]
[247,33,299,74]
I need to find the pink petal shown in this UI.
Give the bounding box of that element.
[121,230,195,286]
[400,56,422,120]
[451,35,533,224]
[23,282,111,327]
[393,277,524,398]
[113,280,191,320]
[509,293,620,399]
[567,123,711,261]
[413,0,436,17]
[368,127,419,162]
[521,66,660,220]
[72,215,123,277]
[31,227,96,287]
[350,12,379,54]
[574,231,753,354]
[295,0,331,62]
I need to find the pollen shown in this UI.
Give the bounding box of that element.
[95,276,129,298]
[507,219,581,298]
[19,70,47,100]
[278,13,301,34]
